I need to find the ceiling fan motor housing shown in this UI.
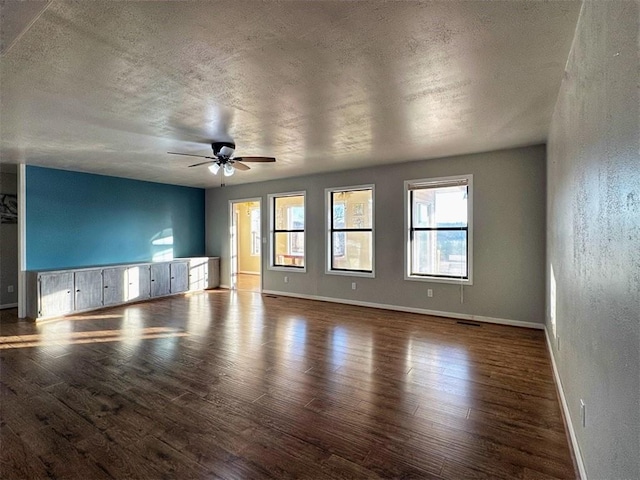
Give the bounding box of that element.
[212,142,236,158]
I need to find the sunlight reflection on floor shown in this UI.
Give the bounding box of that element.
[0,327,187,350]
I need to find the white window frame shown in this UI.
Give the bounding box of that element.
[404,174,473,285]
[325,184,375,278]
[268,191,307,272]
[249,205,261,256]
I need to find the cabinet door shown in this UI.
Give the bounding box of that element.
[74,270,104,311]
[188,258,207,291]
[39,272,74,318]
[126,265,150,302]
[170,261,189,293]
[150,263,170,297]
[103,267,126,306]
[207,257,220,288]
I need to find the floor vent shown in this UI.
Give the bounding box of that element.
[457,320,482,327]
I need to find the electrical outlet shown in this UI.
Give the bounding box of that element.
[352,282,357,290]
[427,289,433,297]
[7,285,14,293]
[284,276,289,284]
[580,399,586,427]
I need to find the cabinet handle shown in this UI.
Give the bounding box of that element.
[104,285,109,288]
[76,289,80,292]
[151,279,155,282]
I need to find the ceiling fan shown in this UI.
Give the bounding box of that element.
[168,141,276,178]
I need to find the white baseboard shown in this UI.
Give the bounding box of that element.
[0,303,18,310]
[544,327,587,479]
[261,289,544,330]
[219,284,230,289]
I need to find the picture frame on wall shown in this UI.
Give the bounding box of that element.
[0,194,17,224]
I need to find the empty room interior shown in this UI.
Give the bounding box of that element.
[0,1,638,479]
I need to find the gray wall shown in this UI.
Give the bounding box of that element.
[206,145,546,325]
[0,170,18,307]
[547,2,639,479]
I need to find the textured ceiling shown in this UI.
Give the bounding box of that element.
[0,0,581,188]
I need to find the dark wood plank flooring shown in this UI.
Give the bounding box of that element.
[0,292,576,479]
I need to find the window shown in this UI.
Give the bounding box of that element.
[326,185,374,276]
[405,175,472,284]
[269,192,305,270]
[250,206,261,256]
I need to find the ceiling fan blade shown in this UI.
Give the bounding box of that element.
[188,160,218,168]
[234,156,276,163]
[168,105,235,145]
[233,161,250,171]
[168,152,216,160]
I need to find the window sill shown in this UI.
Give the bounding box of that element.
[268,265,307,273]
[326,269,375,279]
[405,274,473,286]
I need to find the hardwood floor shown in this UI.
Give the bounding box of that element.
[0,308,19,324]
[236,273,261,292]
[0,291,576,479]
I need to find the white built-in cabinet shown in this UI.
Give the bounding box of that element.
[188,257,219,291]
[74,269,104,311]
[127,265,151,303]
[37,271,74,318]
[103,266,127,306]
[27,257,219,320]
[150,263,171,297]
[170,261,189,293]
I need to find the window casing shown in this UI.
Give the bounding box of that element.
[405,175,473,285]
[326,185,375,277]
[269,192,306,271]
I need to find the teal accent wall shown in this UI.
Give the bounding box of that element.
[26,166,205,270]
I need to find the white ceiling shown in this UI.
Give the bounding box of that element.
[0,0,581,188]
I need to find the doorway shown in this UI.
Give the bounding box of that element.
[0,164,19,317]
[229,198,262,292]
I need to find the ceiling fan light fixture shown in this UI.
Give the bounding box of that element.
[208,163,220,175]
[223,163,235,176]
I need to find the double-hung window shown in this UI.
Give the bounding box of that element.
[405,175,472,284]
[326,185,374,276]
[269,192,305,270]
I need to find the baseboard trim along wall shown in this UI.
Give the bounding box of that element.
[261,289,544,330]
[0,303,18,310]
[544,327,587,480]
